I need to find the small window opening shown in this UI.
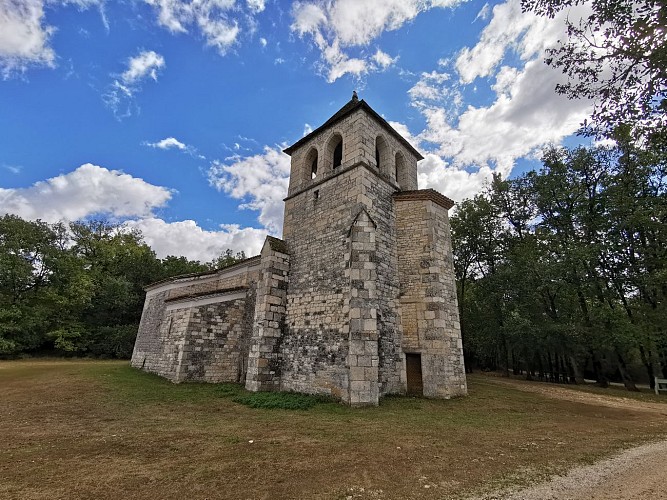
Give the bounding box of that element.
[333,139,342,168]
[311,153,318,179]
[375,146,380,169]
[313,189,320,200]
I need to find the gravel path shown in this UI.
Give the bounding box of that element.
[487,378,667,415]
[475,439,667,500]
[472,379,667,500]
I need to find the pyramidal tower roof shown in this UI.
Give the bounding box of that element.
[283,92,424,160]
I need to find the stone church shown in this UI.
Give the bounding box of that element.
[131,92,467,405]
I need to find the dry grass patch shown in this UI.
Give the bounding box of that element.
[1,360,665,500]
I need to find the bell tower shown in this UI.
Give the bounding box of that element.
[271,92,467,405]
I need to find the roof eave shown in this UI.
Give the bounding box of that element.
[283,99,424,161]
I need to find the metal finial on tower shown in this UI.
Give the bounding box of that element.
[352,90,358,101]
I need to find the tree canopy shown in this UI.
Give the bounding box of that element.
[452,137,667,388]
[0,216,247,358]
[522,0,667,140]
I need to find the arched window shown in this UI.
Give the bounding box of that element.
[395,151,406,190]
[326,133,343,171]
[333,138,342,168]
[375,135,389,176]
[306,148,318,180]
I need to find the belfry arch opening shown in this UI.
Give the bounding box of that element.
[395,151,407,190]
[375,135,390,177]
[306,147,318,180]
[327,133,343,169]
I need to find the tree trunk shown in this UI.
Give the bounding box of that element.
[616,350,640,392]
[569,356,584,384]
[547,352,554,383]
[499,331,510,377]
[560,355,569,384]
[537,352,545,381]
[638,344,656,389]
[590,350,609,388]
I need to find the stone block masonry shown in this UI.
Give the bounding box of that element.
[131,258,260,383]
[131,93,467,404]
[395,190,467,397]
[245,236,290,392]
[346,209,379,405]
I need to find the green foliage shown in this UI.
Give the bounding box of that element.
[452,140,667,388]
[0,213,247,359]
[521,0,666,140]
[159,255,209,279]
[232,391,334,410]
[207,248,247,270]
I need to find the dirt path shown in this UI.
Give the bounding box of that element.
[487,377,667,415]
[475,439,667,500]
[473,377,667,499]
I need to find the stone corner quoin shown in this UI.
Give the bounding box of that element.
[130,93,468,406]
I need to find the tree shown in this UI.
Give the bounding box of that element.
[451,141,666,390]
[208,248,246,270]
[69,220,161,357]
[0,215,91,355]
[522,0,667,139]
[159,255,209,279]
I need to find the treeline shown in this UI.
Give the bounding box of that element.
[0,216,244,358]
[451,132,667,389]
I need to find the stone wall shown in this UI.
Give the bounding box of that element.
[346,209,379,405]
[281,165,356,399]
[246,236,290,392]
[282,163,408,402]
[173,289,255,383]
[286,108,419,199]
[131,259,260,382]
[394,190,467,398]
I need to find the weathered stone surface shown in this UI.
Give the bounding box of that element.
[131,94,467,403]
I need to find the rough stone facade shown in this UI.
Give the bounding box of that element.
[131,93,467,404]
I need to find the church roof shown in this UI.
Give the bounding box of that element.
[283,92,424,160]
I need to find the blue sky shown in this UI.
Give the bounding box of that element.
[0,0,593,261]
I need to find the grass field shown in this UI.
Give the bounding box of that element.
[1,360,665,499]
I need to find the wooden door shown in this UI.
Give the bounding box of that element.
[406,353,423,396]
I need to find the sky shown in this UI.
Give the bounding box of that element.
[0,0,595,261]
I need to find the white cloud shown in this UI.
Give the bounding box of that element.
[291,0,464,81]
[372,48,397,69]
[259,36,267,47]
[246,0,265,14]
[454,0,590,85]
[0,0,55,78]
[144,137,187,150]
[0,0,108,78]
[103,50,165,118]
[143,0,262,55]
[473,2,490,22]
[124,218,266,260]
[418,153,494,203]
[0,163,172,222]
[0,162,266,260]
[408,70,457,107]
[207,146,290,234]
[303,123,313,136]
[3,164,23,174]
[121,50,165,83]
[407,0,592,201]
